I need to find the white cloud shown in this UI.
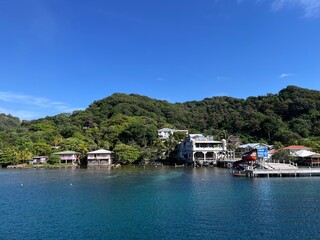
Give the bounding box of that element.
[0,91,66,109]
[272,0,320,17]
[279,73,293,78]
[216,76,231,81]
[0,107,39,120]
[0,91,81,120]
[237,0,320,18]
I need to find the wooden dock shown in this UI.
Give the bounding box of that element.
[246,168,320,178]
[218,159,241,168]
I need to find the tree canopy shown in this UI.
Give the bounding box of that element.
[0,85,319,165]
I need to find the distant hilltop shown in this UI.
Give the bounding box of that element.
[0,85,319,166]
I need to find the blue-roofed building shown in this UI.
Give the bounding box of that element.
[235,143,273,159]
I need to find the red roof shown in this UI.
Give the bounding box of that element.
[282,145,312,150]
[269,149,277,154]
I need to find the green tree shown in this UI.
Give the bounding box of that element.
[16,149,33,163]
[272,150,295,162]
[0,114,20,131]
[154,134,180,160]
[289,118,311,138]
[119,116,157,147]
[0,148,18,166]
[113,143,141,164]
[60,137,88,157]
[48,154,60,164]
[33,140,52,156]
[261,116,285,142]
[140,147,154,162]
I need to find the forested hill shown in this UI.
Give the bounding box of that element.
[0,114,20,131]
[73,85,320,143]
[0,85,319,164]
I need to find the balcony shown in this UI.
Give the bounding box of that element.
[88,155,110,160]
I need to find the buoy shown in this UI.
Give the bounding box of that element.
[70,183,72,186]
[21,183,23,186]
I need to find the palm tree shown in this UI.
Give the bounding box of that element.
[154,134,180,160]
[219,130,228,140]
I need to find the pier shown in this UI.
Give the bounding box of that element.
[218,159,241,168]
[246,168,320,178]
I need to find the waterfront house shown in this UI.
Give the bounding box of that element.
[178,134,234,165]
[53,150,80,164]
[157,128,189,140]
[303,154,320,166]
[292,149,316,157]
[87,149,113,166]
[235,143,272,159]
[282,145,312,155]
[290,149,319,166]
[29,156,49,165]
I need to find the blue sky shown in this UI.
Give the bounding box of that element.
[0,0,320,120]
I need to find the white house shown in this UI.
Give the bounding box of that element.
[29,156,49,165]
[87,149,113,166]
[292,150,317,158]
[157,128,189,139]
[177,134,234,165]
[282,145,312,155]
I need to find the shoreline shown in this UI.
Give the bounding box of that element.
[4,163,122,169]
[6,164,77,169]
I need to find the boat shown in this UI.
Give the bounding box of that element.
[232,170,246,177]
[241,149,257,161]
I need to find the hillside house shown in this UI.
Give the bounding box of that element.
[157,128,189,140]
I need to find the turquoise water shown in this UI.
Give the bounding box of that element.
[1,166,320,240]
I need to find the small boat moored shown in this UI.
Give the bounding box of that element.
[232,170,246,177]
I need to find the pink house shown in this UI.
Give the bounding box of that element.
[53,150,80,164]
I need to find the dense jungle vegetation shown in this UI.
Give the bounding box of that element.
[0,85,319,165]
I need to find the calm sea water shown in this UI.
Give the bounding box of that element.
[1,166,320,240]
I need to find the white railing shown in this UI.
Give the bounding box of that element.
[88,156,111,160]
